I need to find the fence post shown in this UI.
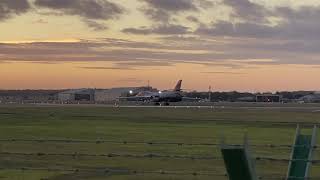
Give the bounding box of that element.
[305,126,317,177]
[286,125,317,180]
[220,134,257,180]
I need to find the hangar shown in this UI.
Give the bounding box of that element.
[256,94,282,103]
[57,86,156,103]
[94,88,135,102]
[58,89,95,102]
[299,94,320,103]
[95,86,156,102]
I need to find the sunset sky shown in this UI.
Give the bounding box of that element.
[1,0,320,91]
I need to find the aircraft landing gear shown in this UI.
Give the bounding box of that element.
[154,102,170,106]
[164,102,170,106]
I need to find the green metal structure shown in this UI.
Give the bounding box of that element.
[220,135,257,180]
[286,125,317,180]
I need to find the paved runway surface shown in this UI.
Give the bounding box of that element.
[3,102,320,112]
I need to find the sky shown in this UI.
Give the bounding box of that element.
[1,0,320,91]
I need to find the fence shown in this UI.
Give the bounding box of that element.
[0,125,319,179]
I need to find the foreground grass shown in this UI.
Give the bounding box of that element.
[0,106,319,179]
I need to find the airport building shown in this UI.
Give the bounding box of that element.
[0,90,61,103]
[57,86,157,103]
[58,89,95,102]
[95,86,157,102]
[299,94,320,103]
[94,88,135,102]
[256,94,282,103]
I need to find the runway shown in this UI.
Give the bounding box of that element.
[3,102,320,112]
[115,105,320,112]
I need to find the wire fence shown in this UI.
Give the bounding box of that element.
[0,167,320,179]
[1,151,320,165]
[0,152,220,160]
[0,138,318,149]
[0,167,225,176]
[1,138,320,179]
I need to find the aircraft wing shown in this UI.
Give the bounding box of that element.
[118,96,153,101]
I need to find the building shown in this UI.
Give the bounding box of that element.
[94,88,134,102]
[56,86,159,103]
[299,94,320,103]
[256,94,282,103]
[0,90,61,103]
[57,87,156,103]
[58,89,95,102]
[237,96,256,102]
[94,86,157,102]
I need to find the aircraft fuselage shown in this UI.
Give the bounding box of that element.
[152,91,182,102]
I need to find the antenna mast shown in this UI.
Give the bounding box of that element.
[209,85,212,102]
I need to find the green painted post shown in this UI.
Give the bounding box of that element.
[287,125,317,180]
[220,135,257,180]
[305,126,317,177]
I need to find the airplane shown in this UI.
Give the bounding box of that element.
[119,80,200,105]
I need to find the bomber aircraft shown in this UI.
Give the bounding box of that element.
[119,80,199,105]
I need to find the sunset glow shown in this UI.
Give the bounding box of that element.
[1,0,320,91]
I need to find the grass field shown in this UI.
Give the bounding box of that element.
[0,105,320,180]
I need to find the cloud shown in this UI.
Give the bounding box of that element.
[159,34,320,67]
[1,35,320,71]
[122,24,190,35]
[224,0,270,23]
[80,66,139,70]
[83,20,108,31]
[33,19,49,24]
[0,0,30,21]
[143,0,197,12]
[197,0,216,9]
[3,0,320,72]
[0,39,202,63]
[274,6,320,39]
[115,60,172,67]
[196,20,278,38]
[201,71,246,75]
[141,0,198,22]
[186,16,200,23]
[276,6,320,21]
[192,0,320,42]
[34,0,123,20]
[197,4,320,41]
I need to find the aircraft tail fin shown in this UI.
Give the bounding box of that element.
[174,80,182,92]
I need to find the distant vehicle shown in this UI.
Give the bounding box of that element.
[119,80,199,105]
